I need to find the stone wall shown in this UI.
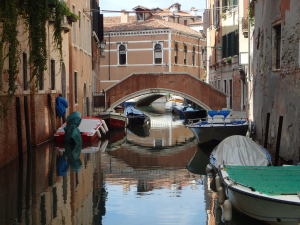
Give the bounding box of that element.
[253,0,300,163]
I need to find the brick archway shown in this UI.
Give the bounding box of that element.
[105,72,226,111]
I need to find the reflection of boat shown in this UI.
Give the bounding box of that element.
[56,139,109,153]
[124,105,150,127]
[99,112,128,129]
[219,165,300,223]
[54,117,109,144]
[186,149,211,175]
[127,123,150,137]
[187,110,248,144]
[106,128,127,150]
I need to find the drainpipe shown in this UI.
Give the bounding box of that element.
[168,31,172,72]
[108,32,111,80]
[198,37,201,79]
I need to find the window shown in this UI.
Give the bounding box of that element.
[38,72,44,90]
[119,44,127,65]
[174,42,178,64]
[74,71,78,103]
[192,46,196,66]
[222,31,239,58]
[184,44,187,65]
[184,20,187,25]
[22,53,28,90]
[50,59,55,90]
[154,43,162,64]
[224,80,227,93]
[273,23,281,69]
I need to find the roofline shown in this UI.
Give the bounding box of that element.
[104,28,204,40]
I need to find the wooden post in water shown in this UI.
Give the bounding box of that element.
[275,116,283,165]
[264,113,270,148]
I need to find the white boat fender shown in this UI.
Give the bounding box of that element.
[215,175,221,190]
[102,120,109,132]
[217,186,225,204]
[96,130,101,138]
[206,164,213,176]
[100,125,106,134]
[223,199,232,221]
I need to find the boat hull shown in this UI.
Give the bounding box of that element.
[189,124,248,144]
[224,180,300,222]
[100,113,127,129]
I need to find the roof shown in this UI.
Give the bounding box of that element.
[104,18,204,38]
[104,16,136,25]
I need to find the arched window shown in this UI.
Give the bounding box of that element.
[119,44,127,65]
[154,43,162,64]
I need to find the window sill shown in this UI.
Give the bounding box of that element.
[37,90,45,94]
[272,68,281,72]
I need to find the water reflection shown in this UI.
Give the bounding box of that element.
[0,103,284,225]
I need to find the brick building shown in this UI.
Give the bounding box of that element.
[0,0,101,167]
[96,4,206,95]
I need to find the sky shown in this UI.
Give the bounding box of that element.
[100,0,207,15]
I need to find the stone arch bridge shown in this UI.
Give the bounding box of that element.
[104,73,226,111]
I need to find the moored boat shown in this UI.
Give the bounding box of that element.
[54,116,108,144]
[187,110,248,144]
[219,165,300,222]
[99,112,128,129]
[124,105,150,127]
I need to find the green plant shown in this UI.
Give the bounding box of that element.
[0,0,19,95]
[248,1,255,26]
[226,56,232,64]
[0,0,78,95]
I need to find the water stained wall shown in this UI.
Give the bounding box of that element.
[253,0,300,163]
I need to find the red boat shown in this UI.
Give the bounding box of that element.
[99,112,128,129]
[54,117,109,144]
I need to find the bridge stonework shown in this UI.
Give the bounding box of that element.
[105,73,226,111]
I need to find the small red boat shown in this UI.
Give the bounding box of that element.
[54,117,109,144]
[99,112,128,129]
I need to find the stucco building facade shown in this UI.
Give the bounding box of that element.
[205,0,249,112]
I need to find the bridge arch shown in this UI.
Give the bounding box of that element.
[104,72,226,111]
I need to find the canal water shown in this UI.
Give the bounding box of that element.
[0,101,271,225]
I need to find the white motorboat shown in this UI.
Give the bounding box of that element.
[187,110,248,144]
[207,136,300,223]
[219,165,300,223]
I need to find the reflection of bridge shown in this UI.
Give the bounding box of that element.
[104,73,226,111]
[106,138,198,169]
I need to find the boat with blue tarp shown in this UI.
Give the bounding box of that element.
[186,110,248,144]
[124,105,150,127]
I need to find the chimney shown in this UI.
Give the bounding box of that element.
[121,10,129,23]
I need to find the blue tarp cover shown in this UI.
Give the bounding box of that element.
[207,110,231,118]
[124,106,144,116]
